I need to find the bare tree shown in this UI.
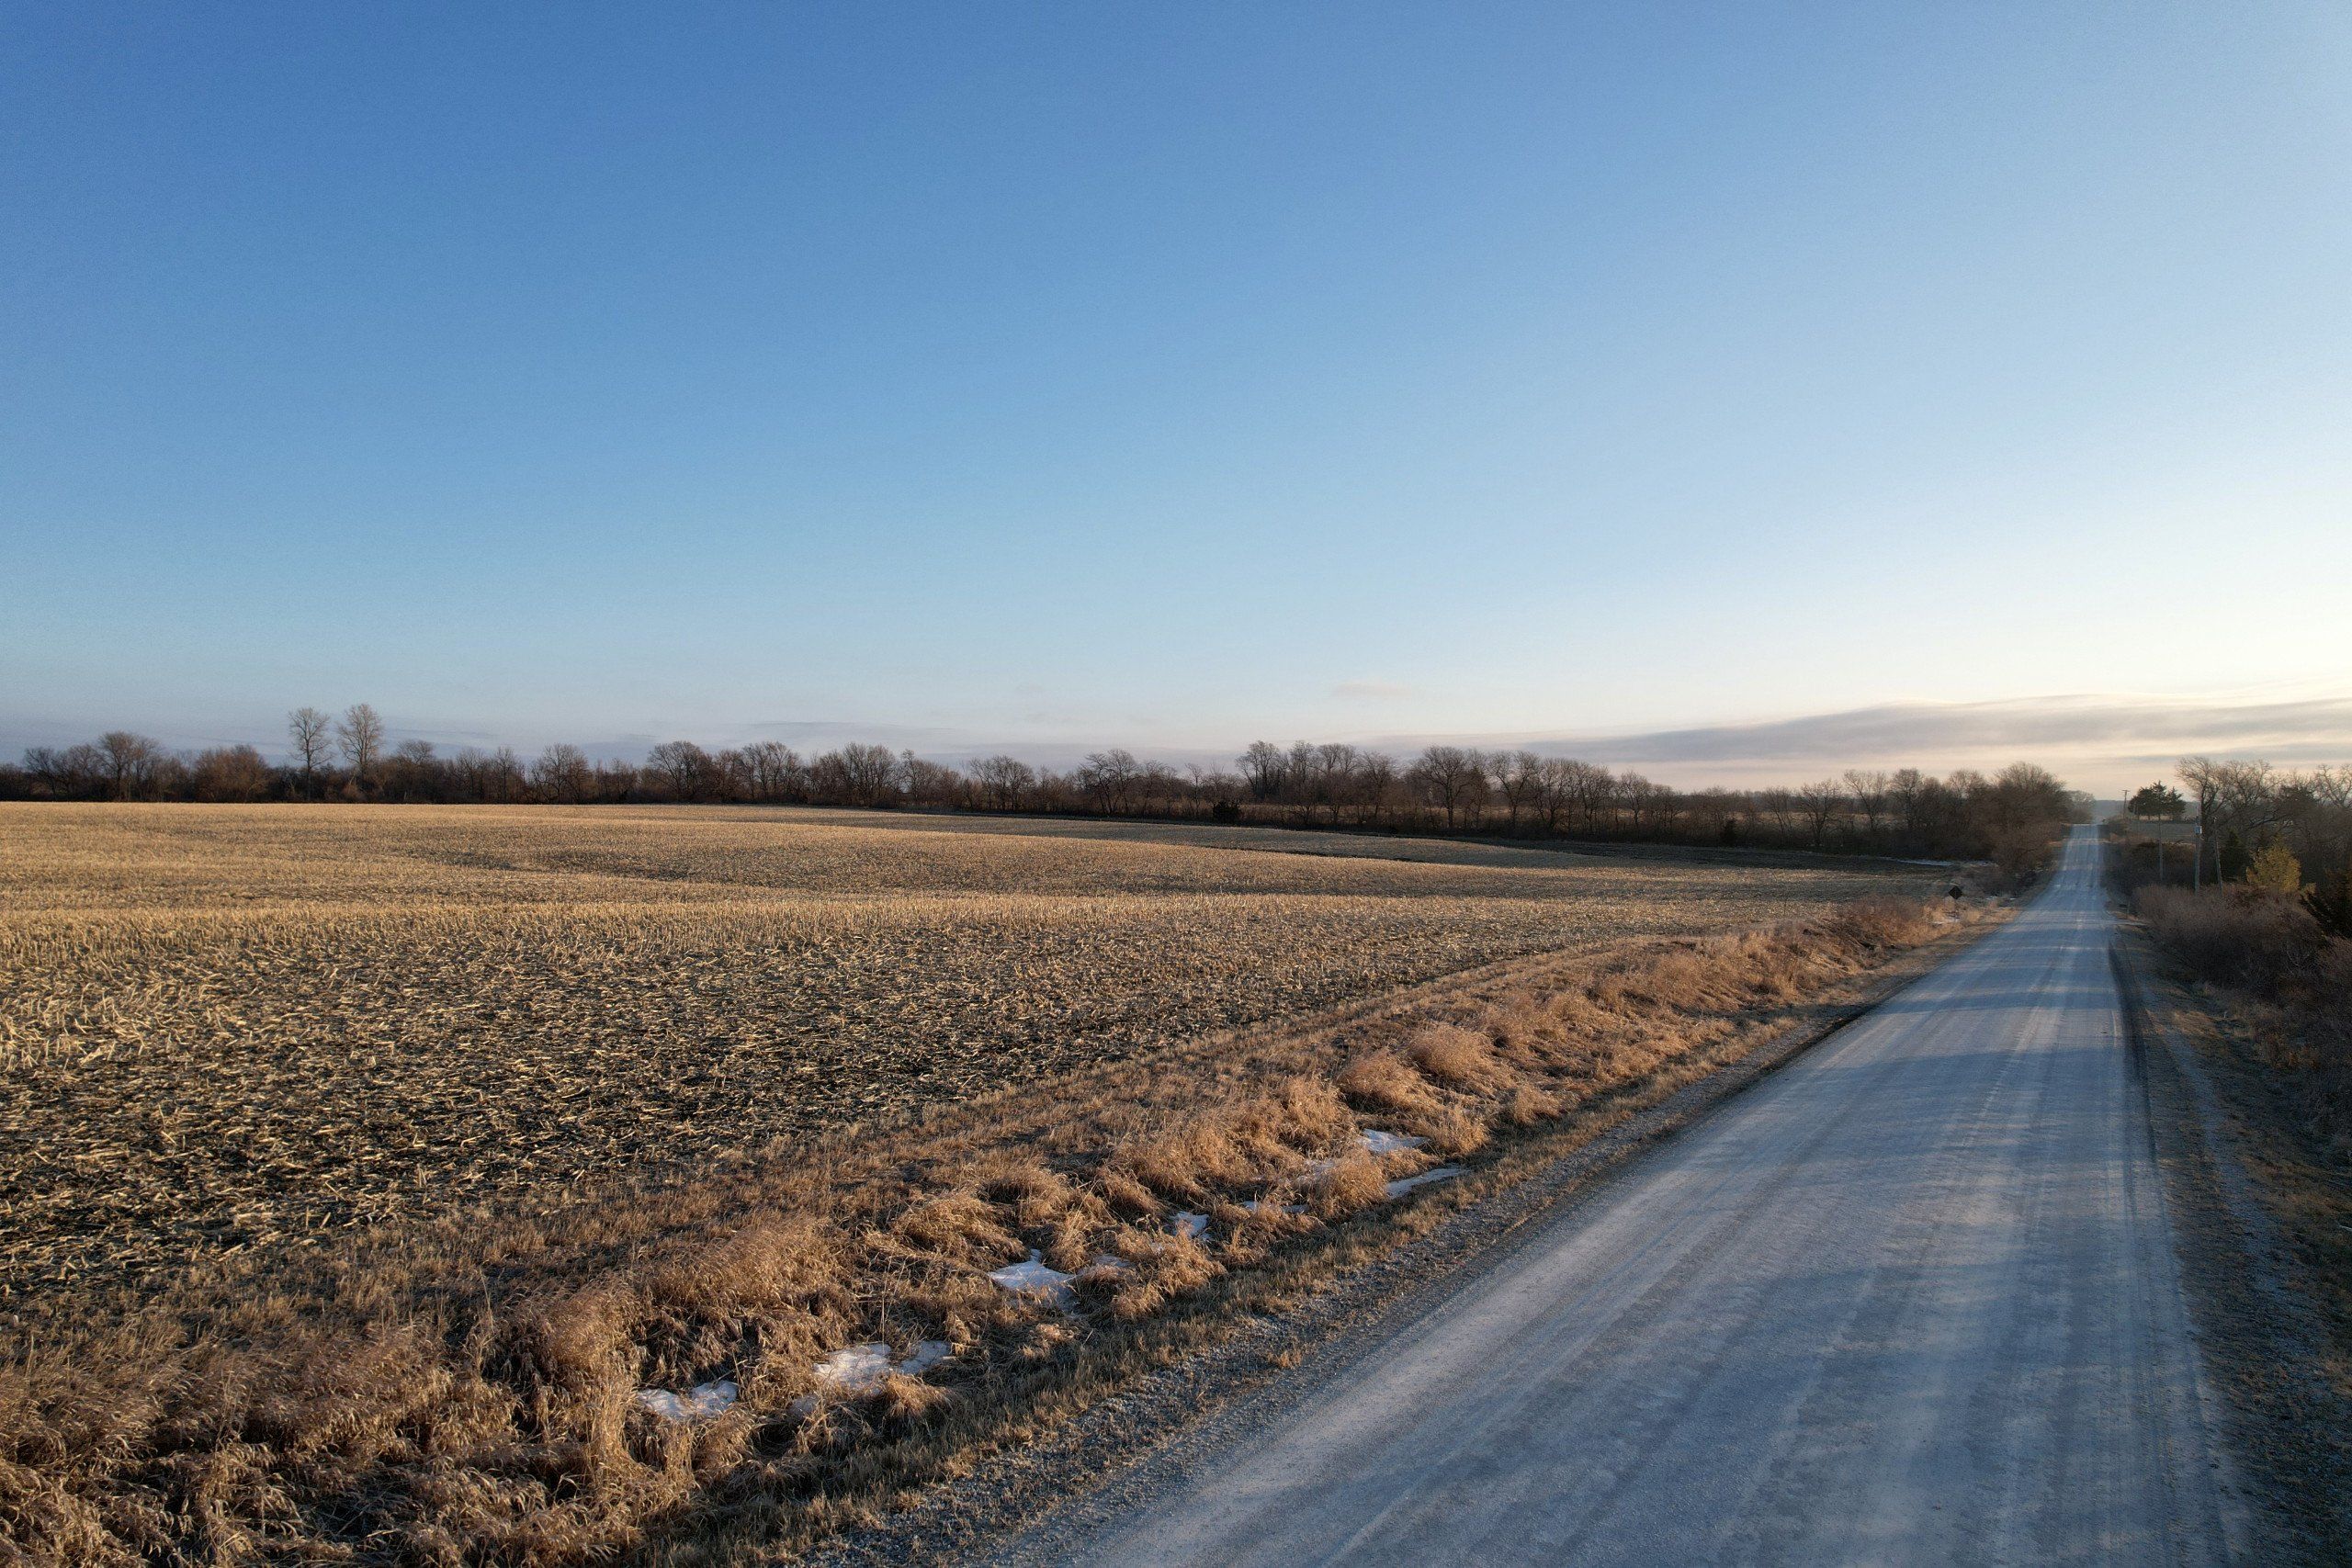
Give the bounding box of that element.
[595,757,640,799]
[95,731,164,800]
[1136,759,1184,813]
[191,745,272,802]
[899,752,964,806]
[648,739,718,801]
[451,747,489,798]
[2177,756,2278,889]
[480,747,517,799]
[1794,778,1845,849]
[2177,756,2222,889]
[1271,742,1348,823]
[1238,741,1286,803]
[2148,760,2349,923]
[970,754,1037,811]
[1683,786,1740,842]
[1078,749,1144,813]
[1620,772,1670,834]
[1547,759,1614,834]
[809,742,899,807]
[288,707,333,798]
[2214,760,2282,850]
[24,744,106,797]
[713,748,752,800]
[1298,747,1354,827]
[1580,761,1618,831]
[1351,750,1399,824]
[532,743,592,804]
[1281,741,1318,815]
[1887,767,1928,842]
[336,704,386,791]
[1492,750,1545,833]
[741,740,801,802]
[1408,745,1487,829]
[386,739,440,802]
[1843,769,1892,840]
[1532,757,1574,833]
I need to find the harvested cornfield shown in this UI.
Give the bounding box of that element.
[0,804,1930,1325]
[0,803,1981,1564]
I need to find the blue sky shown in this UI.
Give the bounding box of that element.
[5,3,2348,787]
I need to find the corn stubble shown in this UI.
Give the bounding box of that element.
[0,804,1962,1563]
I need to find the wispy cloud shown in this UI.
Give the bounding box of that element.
[11,692,2343,794]
[1370,693,2352,790]
[1332,680,1415,701]
[741,718,964,749]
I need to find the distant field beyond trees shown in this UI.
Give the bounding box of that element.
[7,711,2086,874]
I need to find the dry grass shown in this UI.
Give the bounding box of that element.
[2122,934,2352,1551]
[0,804,1963,1564]
[2137,886,2352,1156]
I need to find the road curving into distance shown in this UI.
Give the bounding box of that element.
[1023,827,2236,1565]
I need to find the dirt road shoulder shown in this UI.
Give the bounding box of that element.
[807,924,1996,1568]
[2115,932,2352,1563]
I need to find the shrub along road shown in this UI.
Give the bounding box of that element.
[1006,829,2241,1564]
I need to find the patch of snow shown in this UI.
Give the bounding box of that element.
[812,1343,894,1392]
[1084,1253,1133,1276]
[899,1339,952,1377]
[1359,1128,1428,1156]
[804,1340,955,1403]
[1170,1211,1210,1241]
[635,1379,738,1421]
[1384,1165,1464,1200]
[988,1249,1076,1306]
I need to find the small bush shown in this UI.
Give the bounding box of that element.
[2245,842,2304,898]
[2136,886,2324,992]
[1114,1121,1252,1202]
[1336,1049,1437,1115]
[2139,884,2352,1157]
[893,1193,1023,1268]
[1405,1023,1512,1094]
[1821,897,1934,952]
[1498,1083,1564,1126]
[1306,1154,1390,1220]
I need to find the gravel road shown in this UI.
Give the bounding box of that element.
[1023,828,2235,1564]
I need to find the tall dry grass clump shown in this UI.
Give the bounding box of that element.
[2136,885,2327,993]
[2137,884,2351,1154]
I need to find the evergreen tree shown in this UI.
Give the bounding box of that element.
[2218,829,2251,884]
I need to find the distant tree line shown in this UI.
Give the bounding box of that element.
[4,708,2086,873]
[2112,758,2352,936]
